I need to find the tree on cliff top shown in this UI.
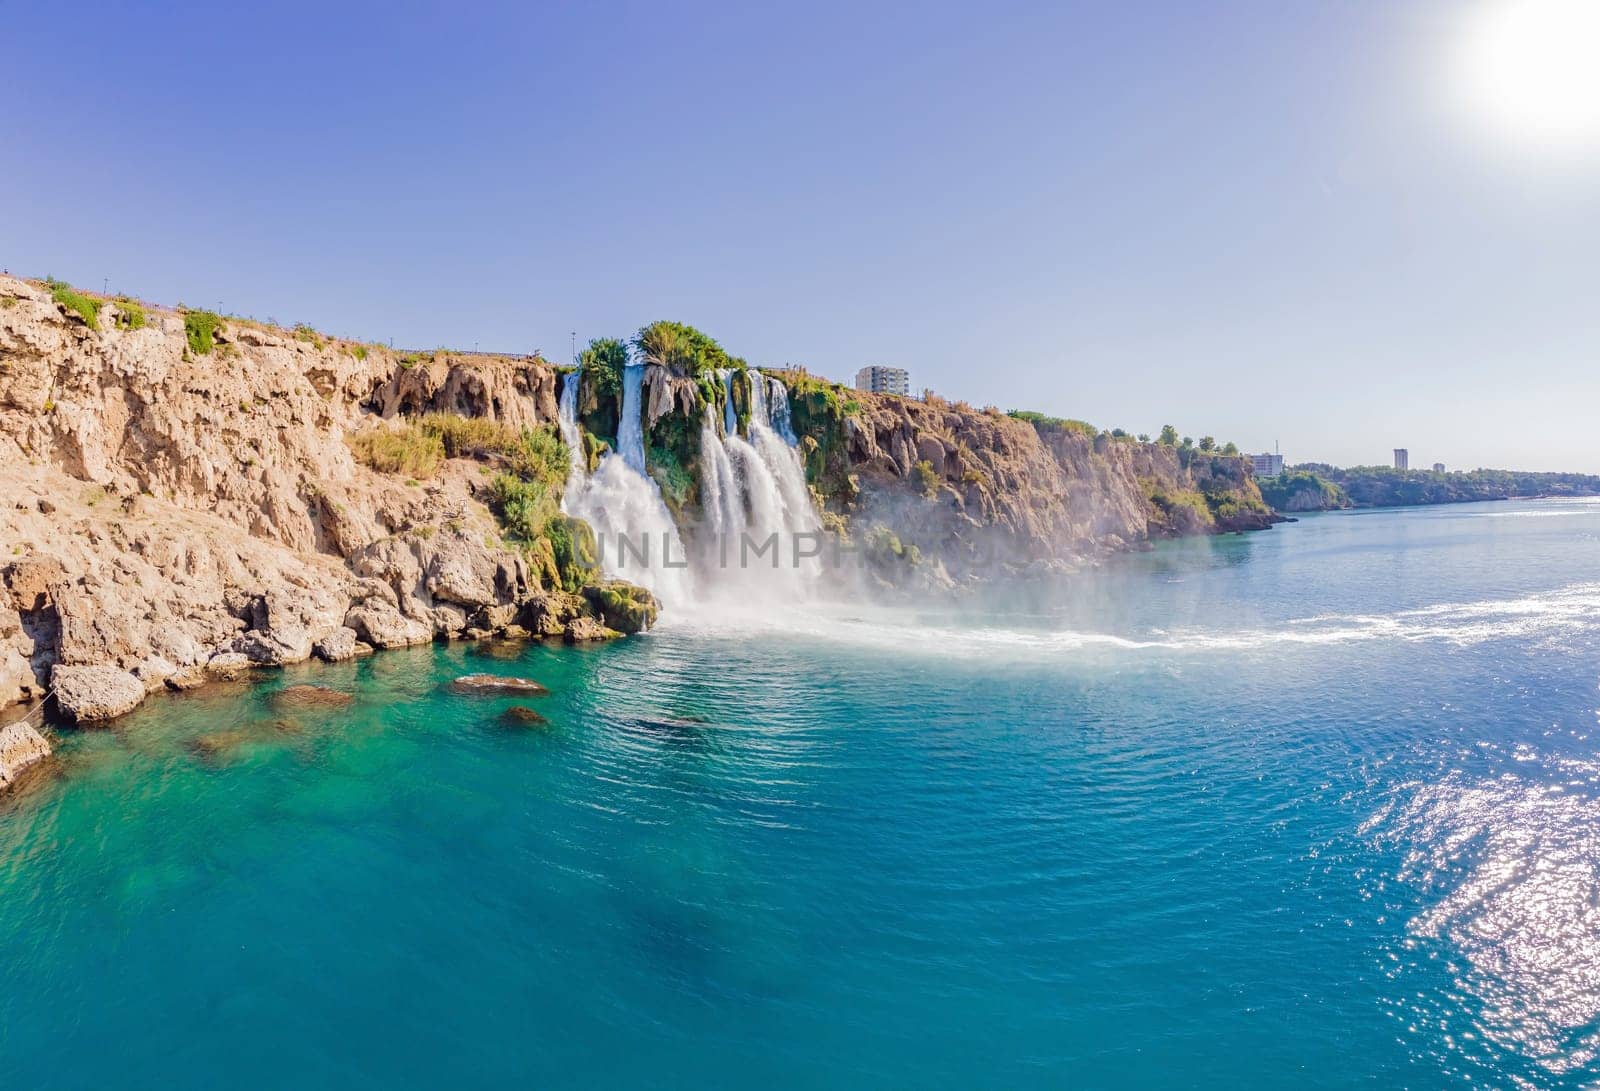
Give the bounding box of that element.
[579,337,628,400]
[632,321,741,377]
[1159,425,1179,446]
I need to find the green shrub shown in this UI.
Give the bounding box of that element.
[184,310,222,355]
[352,344,368,361]
[46,278,100,330]
[913,459,939,497]
[488,471,561,539]
[1007,409,1097,437]
[542,514,599,592]
[647,442,696,515]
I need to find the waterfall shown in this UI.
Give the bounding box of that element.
[558,370,693,607]
[700,368,826,600]
[617,364,648,475]
[768,377,799,446]
[747,370,822,570]
[557,371,586,483]
[556,363,828,616]
[698,401,745,548]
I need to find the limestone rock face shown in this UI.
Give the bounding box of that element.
[0,274,645,730]
[368,355,559,428]
[4,555,67,612]
[785,375,1280,586]
[51,664,146,722]
[642,366,701,428]
[0,719,51,787]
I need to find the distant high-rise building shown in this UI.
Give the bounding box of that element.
[855,366,910,397]
[1249,452,1285,477]
[1393,448,1409,470]
[1432,462,1445,473]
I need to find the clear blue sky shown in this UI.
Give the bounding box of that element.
[6,1,1598,471]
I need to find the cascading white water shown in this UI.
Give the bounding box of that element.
[556,363,829,615]
[699,368,827,601]
[721,369,737,437]
[558,370,693,607]
[616,365,649,475]
[767,377,799,446]
[698,401,745,549]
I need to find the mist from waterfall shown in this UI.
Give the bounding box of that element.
[558,369,693,608]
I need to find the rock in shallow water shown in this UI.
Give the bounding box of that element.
[448,674,549,696]
[499,706,549,727]
[51,664,145,722]
[313,627,361,662]
[0,718,51,787]
[563,617,621,643]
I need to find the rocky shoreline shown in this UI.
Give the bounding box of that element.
[0,275,661,785]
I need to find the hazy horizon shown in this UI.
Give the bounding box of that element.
[5,1,1598,471]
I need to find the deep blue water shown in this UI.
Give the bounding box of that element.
[5,499,1600,1088]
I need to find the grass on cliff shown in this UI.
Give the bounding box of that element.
[184,310,223,355]
[46,278,101,330]
[348,414,571,485]
[113,297,147,331]
[348,427,447,478]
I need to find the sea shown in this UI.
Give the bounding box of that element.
[5,497,1600,1088]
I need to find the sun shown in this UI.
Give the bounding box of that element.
[1457,0,1600,153]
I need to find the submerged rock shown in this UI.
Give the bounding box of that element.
[51,664,145,722]
[0,718,51,788]
[448,674,549,696]
[187,728,254,766]
[271,684,354,709]
[470,640,525,661]
[499,706,549,727]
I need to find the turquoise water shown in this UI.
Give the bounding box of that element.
[5,499,1600,1087]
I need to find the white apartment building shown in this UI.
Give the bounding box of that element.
[855,366,910,396]
[1249,453,1285,477]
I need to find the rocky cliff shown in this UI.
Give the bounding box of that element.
[0,275,650,744]
[774,371,1279,589]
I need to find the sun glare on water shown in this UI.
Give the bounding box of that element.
[1455,0,1600,156]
